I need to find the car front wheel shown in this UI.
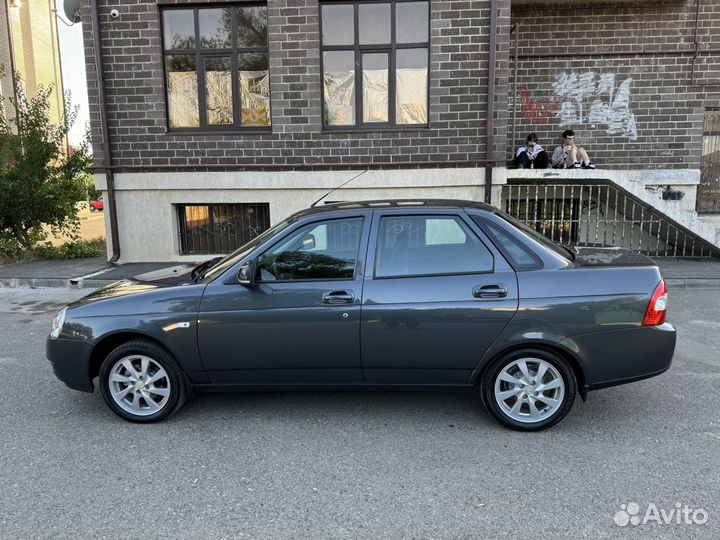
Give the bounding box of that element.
[481,349,576,431]
[99,339,187,422]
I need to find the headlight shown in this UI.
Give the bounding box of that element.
[50,307,67,339]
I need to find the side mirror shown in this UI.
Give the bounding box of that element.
[238,259,256,288]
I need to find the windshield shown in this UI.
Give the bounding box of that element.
[198,217,295,281]
[496,211,574,261]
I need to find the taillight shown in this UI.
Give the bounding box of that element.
[642,279,668,326]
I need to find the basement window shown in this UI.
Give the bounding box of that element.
[177,203,271,255]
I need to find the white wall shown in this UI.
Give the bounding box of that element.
[95,168,491,262]
[97,166,716,263]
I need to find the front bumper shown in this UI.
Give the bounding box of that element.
[562,322,676,391]
[46,337,94,392]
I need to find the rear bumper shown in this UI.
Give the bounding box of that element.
[46,337,94,392]
[561,322,676,391]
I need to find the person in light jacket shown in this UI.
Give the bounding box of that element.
[551,129,596,169]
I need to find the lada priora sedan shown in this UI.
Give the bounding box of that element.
[47,200,675,430]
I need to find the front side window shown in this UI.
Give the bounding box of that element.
[375,216,494,278]
[320,0,429,128]
[162,5,270,129]
[258,218,364,281]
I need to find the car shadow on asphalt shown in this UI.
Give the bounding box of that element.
[69,379,669,436]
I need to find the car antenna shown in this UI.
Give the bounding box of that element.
[310,169,369,207]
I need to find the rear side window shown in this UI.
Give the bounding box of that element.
[375,215,494,278]
[496,212,572,261]
[474,217,540,271]
[258,217,364,281]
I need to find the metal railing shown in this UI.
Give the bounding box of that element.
[503,181,719,258]
[697,108,720,214]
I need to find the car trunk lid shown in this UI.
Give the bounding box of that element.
[570,246,657,268]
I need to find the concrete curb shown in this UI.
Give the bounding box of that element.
[0,277,115,290]
[664,278,720,289]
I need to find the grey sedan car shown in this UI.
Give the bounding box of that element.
[47,200,675,430]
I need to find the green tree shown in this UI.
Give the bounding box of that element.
[0,77,92,250]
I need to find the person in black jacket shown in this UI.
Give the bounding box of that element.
[514,133,550,169]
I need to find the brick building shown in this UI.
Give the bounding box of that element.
[0,0,65,124]
[509,0,720,169]
[80,0,720,261]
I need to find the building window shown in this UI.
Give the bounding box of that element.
[320,0,429,129]
[178,203,271,255]
[161,5,270,130]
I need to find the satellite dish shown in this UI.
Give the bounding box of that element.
[63,0,82,24]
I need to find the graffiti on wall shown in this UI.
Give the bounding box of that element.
[519,85,560,124]
[553,72,638,141]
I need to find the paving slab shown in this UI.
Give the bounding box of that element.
[0,258,191,289]
[0,257,108,279]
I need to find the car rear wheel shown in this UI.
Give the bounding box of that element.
[99,339,187,423]
[481,349,576,431]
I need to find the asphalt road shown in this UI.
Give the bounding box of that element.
[0,287,718,540]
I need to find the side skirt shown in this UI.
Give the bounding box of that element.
[191,383,475,393]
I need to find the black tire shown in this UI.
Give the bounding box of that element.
[89,206,96,212]
[99,339,187,423]
[480,348,576,431]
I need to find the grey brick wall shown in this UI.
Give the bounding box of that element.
[82,0,499,171]
[492,0,511,162]
[507,0,720,170]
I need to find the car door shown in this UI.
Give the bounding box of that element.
[360,209,519,384]
[198,212,371,384]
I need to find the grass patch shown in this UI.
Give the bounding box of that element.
[32,237,106,260]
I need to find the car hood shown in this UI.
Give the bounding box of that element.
[68,264,199,309]
[132,264,199,285]
[570,246,657,268]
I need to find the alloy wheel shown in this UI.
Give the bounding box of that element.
[108,355,171,416]
[493,357,565,424]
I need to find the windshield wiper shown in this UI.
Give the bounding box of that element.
[191,256,223,282]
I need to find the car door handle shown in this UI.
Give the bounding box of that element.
[322,290,355,304]
[473,284,508,299]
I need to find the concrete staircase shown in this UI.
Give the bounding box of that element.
[498,168,720,253]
